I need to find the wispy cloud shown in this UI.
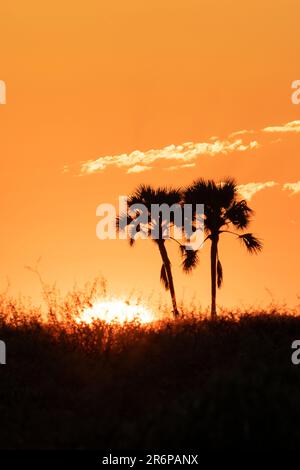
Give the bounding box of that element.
[228,129,255,138]
[237,181,300,199]
[237,181,278,200]
[68,119,299,175]
[282,181,300,195]
[80,139,259,175]
[126,165,152,174]
[263,120,300,133]
[166,163,196,171]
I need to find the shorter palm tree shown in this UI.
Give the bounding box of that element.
[182,178,263,318]
[117,184,182,318]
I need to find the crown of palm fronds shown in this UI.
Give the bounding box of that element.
[184,177,237,208]
[128,184,181,209]
[117,184,183,246]
[181,178,263,282]
[183,177,256,233]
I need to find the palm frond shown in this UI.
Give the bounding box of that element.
[116,212,134,231]
[128,184,154,209]
[155,186,182,206]
[180,245,199,273]
[217,257,223,288]
[160,264,169,290]
[129,236,135,247]
[183,178,214,206]
[218,177,237,208]
[225,200,253,229]
[127,224,138,246]
[128,184,181,208]
[238,233,263,254]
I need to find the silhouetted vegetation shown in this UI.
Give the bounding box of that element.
[118,178,262,319]
[0,292,299,450]
[183,178,262,318]
[117,184,182,317]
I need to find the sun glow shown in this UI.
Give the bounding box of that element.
[78,299,155,325]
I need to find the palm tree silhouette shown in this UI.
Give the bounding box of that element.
[117,184,181,318]
[182,178,263,318]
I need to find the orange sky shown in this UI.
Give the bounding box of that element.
[0,0,299,310]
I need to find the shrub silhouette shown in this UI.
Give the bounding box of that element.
[0,294,300,450]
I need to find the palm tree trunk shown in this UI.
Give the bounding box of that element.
[210,234,219,319]
[158,241,179,318]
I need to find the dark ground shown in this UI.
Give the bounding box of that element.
[1,313,300,450]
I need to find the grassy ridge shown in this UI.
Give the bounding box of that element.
[1,308,300,449]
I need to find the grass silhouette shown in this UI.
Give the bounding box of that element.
[0,282,300,449]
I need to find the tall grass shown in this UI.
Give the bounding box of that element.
[0,281,300,449]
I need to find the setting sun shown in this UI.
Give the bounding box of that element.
[78,299,155,325]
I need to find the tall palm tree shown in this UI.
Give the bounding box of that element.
[182,178,263,318]
[117,184,182,318]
